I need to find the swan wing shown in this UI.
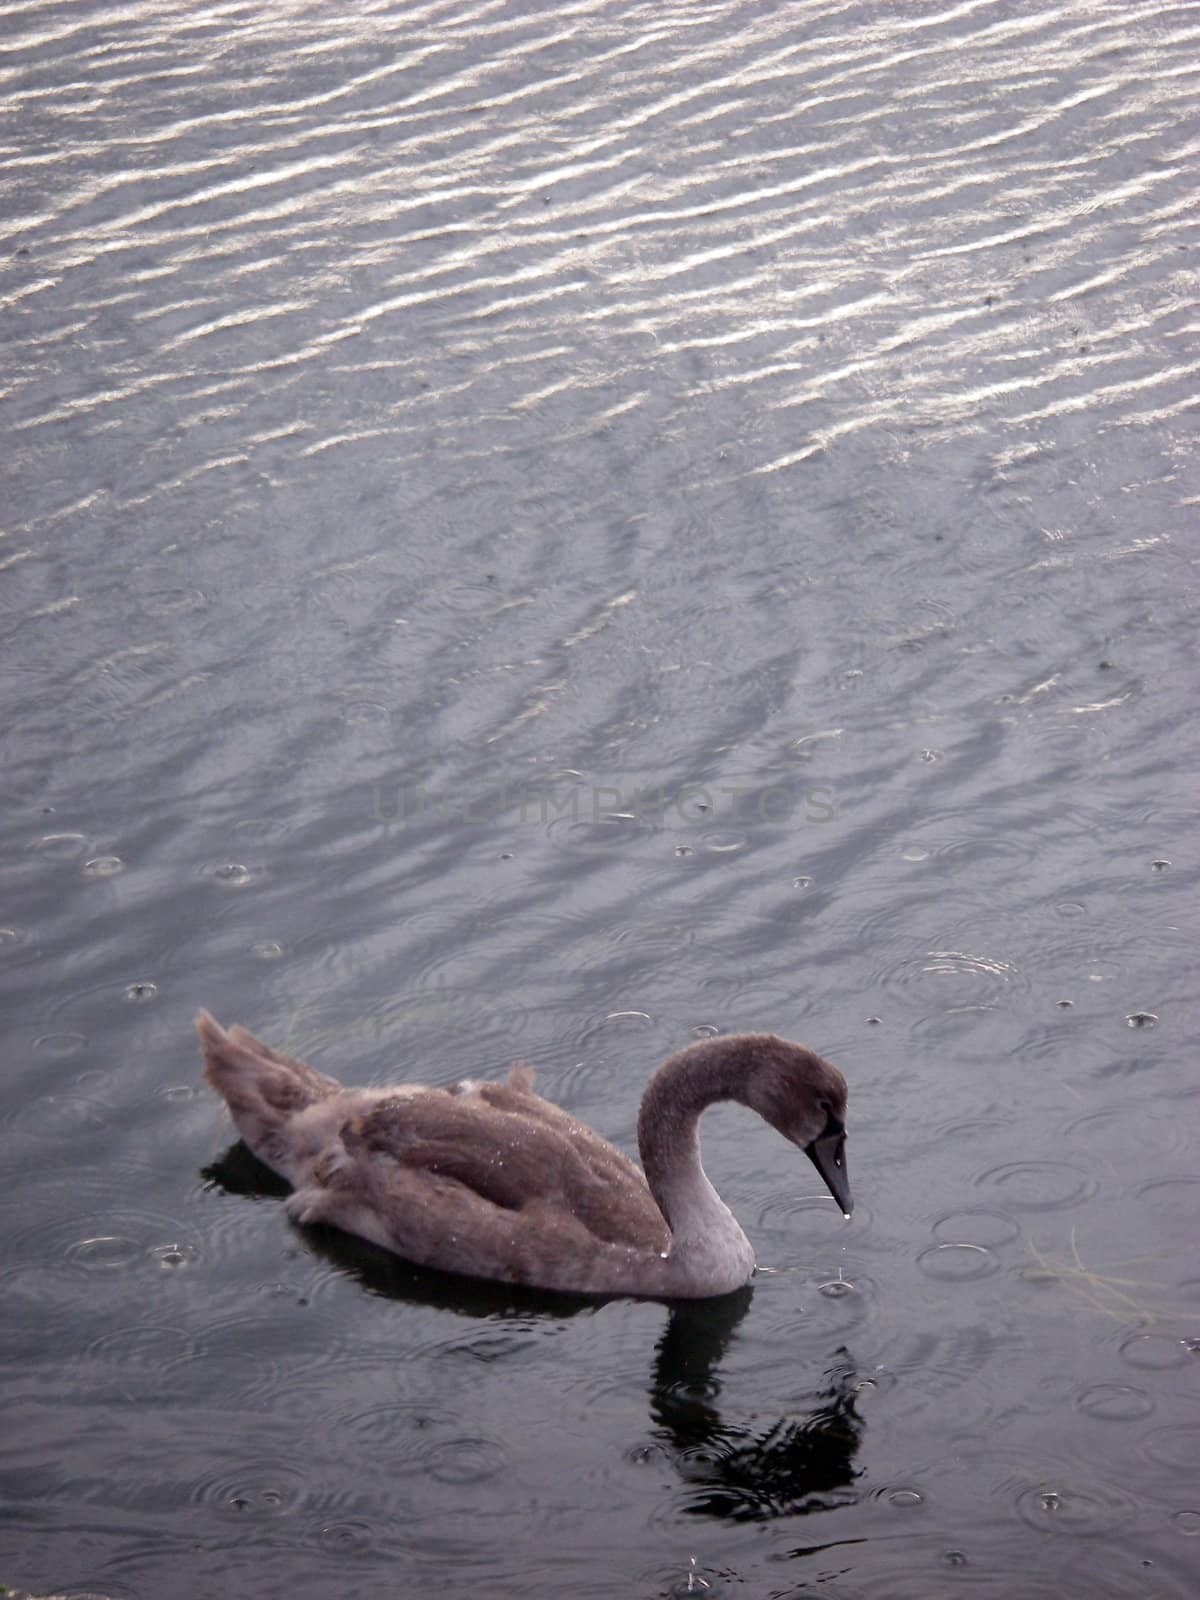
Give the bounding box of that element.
[290,1157,670,1294]
[333,1089,669,1254]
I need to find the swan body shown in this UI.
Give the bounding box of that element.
[196,1012,851,1299]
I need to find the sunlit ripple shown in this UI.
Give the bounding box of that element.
[2,0,1194,524]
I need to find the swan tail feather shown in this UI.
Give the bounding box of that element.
[197,1010,338,1154]
[507,1060,536,1092]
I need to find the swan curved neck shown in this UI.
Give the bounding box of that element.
[636,1041,755,1294]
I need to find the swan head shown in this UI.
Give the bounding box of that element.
[737,1036,853,1217]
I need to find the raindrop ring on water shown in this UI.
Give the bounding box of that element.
[917,1243,999,1282]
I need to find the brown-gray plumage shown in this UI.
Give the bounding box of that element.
[196,1011,852,1299]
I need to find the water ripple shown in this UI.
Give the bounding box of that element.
[3,0,1193,521]
[191,1457,308,1520]
[874,948,1028,1014]
[973,1160,1097,1212]
[2,4,1199,1597]
[1010,1471,1138,1537]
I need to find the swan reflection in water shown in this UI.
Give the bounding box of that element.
[644,1288,862,1521]
[204,1143,864,1521]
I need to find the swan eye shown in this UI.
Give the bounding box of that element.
[819,1104,844,1141]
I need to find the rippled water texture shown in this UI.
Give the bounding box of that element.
[2,1,1198,1596]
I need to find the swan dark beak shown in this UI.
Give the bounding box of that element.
[806,1130,852,1217]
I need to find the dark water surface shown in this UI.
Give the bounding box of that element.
[3,1,1198,1595]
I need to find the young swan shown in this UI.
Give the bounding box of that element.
[197,1012,851,1299]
